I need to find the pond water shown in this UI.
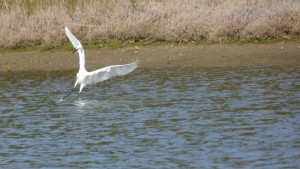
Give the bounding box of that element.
[0,67,299,168]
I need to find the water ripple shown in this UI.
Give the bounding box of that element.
[0,67,299,168]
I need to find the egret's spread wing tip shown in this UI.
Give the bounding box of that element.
[134,60,140,67]
[64,27,69,33]
[64,26,83,49]
[136,60,140,68]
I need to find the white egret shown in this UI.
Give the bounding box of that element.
[61,27,138,100]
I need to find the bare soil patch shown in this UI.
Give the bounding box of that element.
[0,43,300,72]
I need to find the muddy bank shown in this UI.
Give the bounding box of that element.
[0,42,300,72]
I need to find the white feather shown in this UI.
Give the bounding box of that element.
[87,61,139,84]
[64,27,138,94]
[65,27,82,49]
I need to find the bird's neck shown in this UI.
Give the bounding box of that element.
[78,49,86,71]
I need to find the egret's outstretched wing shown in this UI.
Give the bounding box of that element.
[85,60,139,84]
[65,27,82,49]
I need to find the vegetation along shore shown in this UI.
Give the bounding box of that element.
[0,0,300,48]
[0,0,299,72]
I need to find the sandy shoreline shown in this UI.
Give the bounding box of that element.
[0,42,300,72]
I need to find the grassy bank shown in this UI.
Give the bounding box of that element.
[0,0,300,48]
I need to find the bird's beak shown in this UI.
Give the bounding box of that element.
[72,49,78,54]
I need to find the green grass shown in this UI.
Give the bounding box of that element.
[1,36,299,53]
[210,35,300,45]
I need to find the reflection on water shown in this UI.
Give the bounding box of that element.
[0,67,299,168]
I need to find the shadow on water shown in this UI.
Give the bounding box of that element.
[0,66,299,168]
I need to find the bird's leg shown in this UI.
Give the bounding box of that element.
[77,92,81,99]
[60,88,74,100]
[77,84,85,99]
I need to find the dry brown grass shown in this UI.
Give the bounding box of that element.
[0,0,300,48]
